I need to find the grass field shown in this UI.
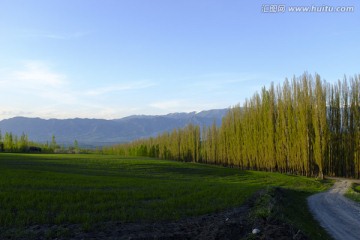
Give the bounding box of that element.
[0,153,332,238]
[346,183,360,203]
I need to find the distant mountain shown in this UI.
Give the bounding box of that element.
[0,109,228,147]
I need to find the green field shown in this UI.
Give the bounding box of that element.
[346,183,360,203]
[0,153,331,238]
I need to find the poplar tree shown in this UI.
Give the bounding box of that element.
[107,72,360,179]
[312,75,328,179]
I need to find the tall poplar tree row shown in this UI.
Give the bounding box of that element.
[104,73,360,179]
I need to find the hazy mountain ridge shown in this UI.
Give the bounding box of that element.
[0,109,228,146]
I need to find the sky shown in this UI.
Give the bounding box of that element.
[0,0,359,120]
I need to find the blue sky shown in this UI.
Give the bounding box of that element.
[1,0,359,120]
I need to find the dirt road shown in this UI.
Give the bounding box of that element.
[307,179,360,240]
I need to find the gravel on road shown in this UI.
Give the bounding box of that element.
[308,179,360,240]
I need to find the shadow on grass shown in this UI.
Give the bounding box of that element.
[278,188,332,240]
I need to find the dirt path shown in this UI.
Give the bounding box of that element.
[307,179,360,240]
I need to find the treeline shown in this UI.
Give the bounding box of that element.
[103,73,360,179]
[0,131,81,153]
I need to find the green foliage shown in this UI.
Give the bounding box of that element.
[105,73,360,179]
[345,183,360,202]
[0,131,54,153]
[251,189,273,219]
[0,131,84,154]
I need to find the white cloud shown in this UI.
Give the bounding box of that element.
[0,60,77,112]
[149,99,221,113]
[0,108,34,119]
[42,32,90,40]
[150,100,184,110]
[188,72,269,91]
[12,60,67,88]
[0,60,160,120]
[85,81,156,96]
[19,30,91,40]
[1,63,259,120]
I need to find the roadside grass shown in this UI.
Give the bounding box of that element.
[242,186,332,240]
[243,185,332,240]
[0,153,332,239]
[345,183,360,202]
[280,188,332,239]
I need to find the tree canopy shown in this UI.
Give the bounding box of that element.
[106,73,360,178]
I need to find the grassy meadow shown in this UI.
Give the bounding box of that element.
[346,183,360,203]
[0,153,332,238]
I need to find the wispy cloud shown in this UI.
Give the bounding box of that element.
[0,60,78,106]
[12,60,66,88]
[149,99,219,113]
[42,32,90,40]
[85,81,156,96]
[0,60,161,119]
[0,109,34,119]
[150,100,184,110]
[188,72,268,90]
[19,30,91,40]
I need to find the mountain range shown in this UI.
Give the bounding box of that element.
[0,109,228,147]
